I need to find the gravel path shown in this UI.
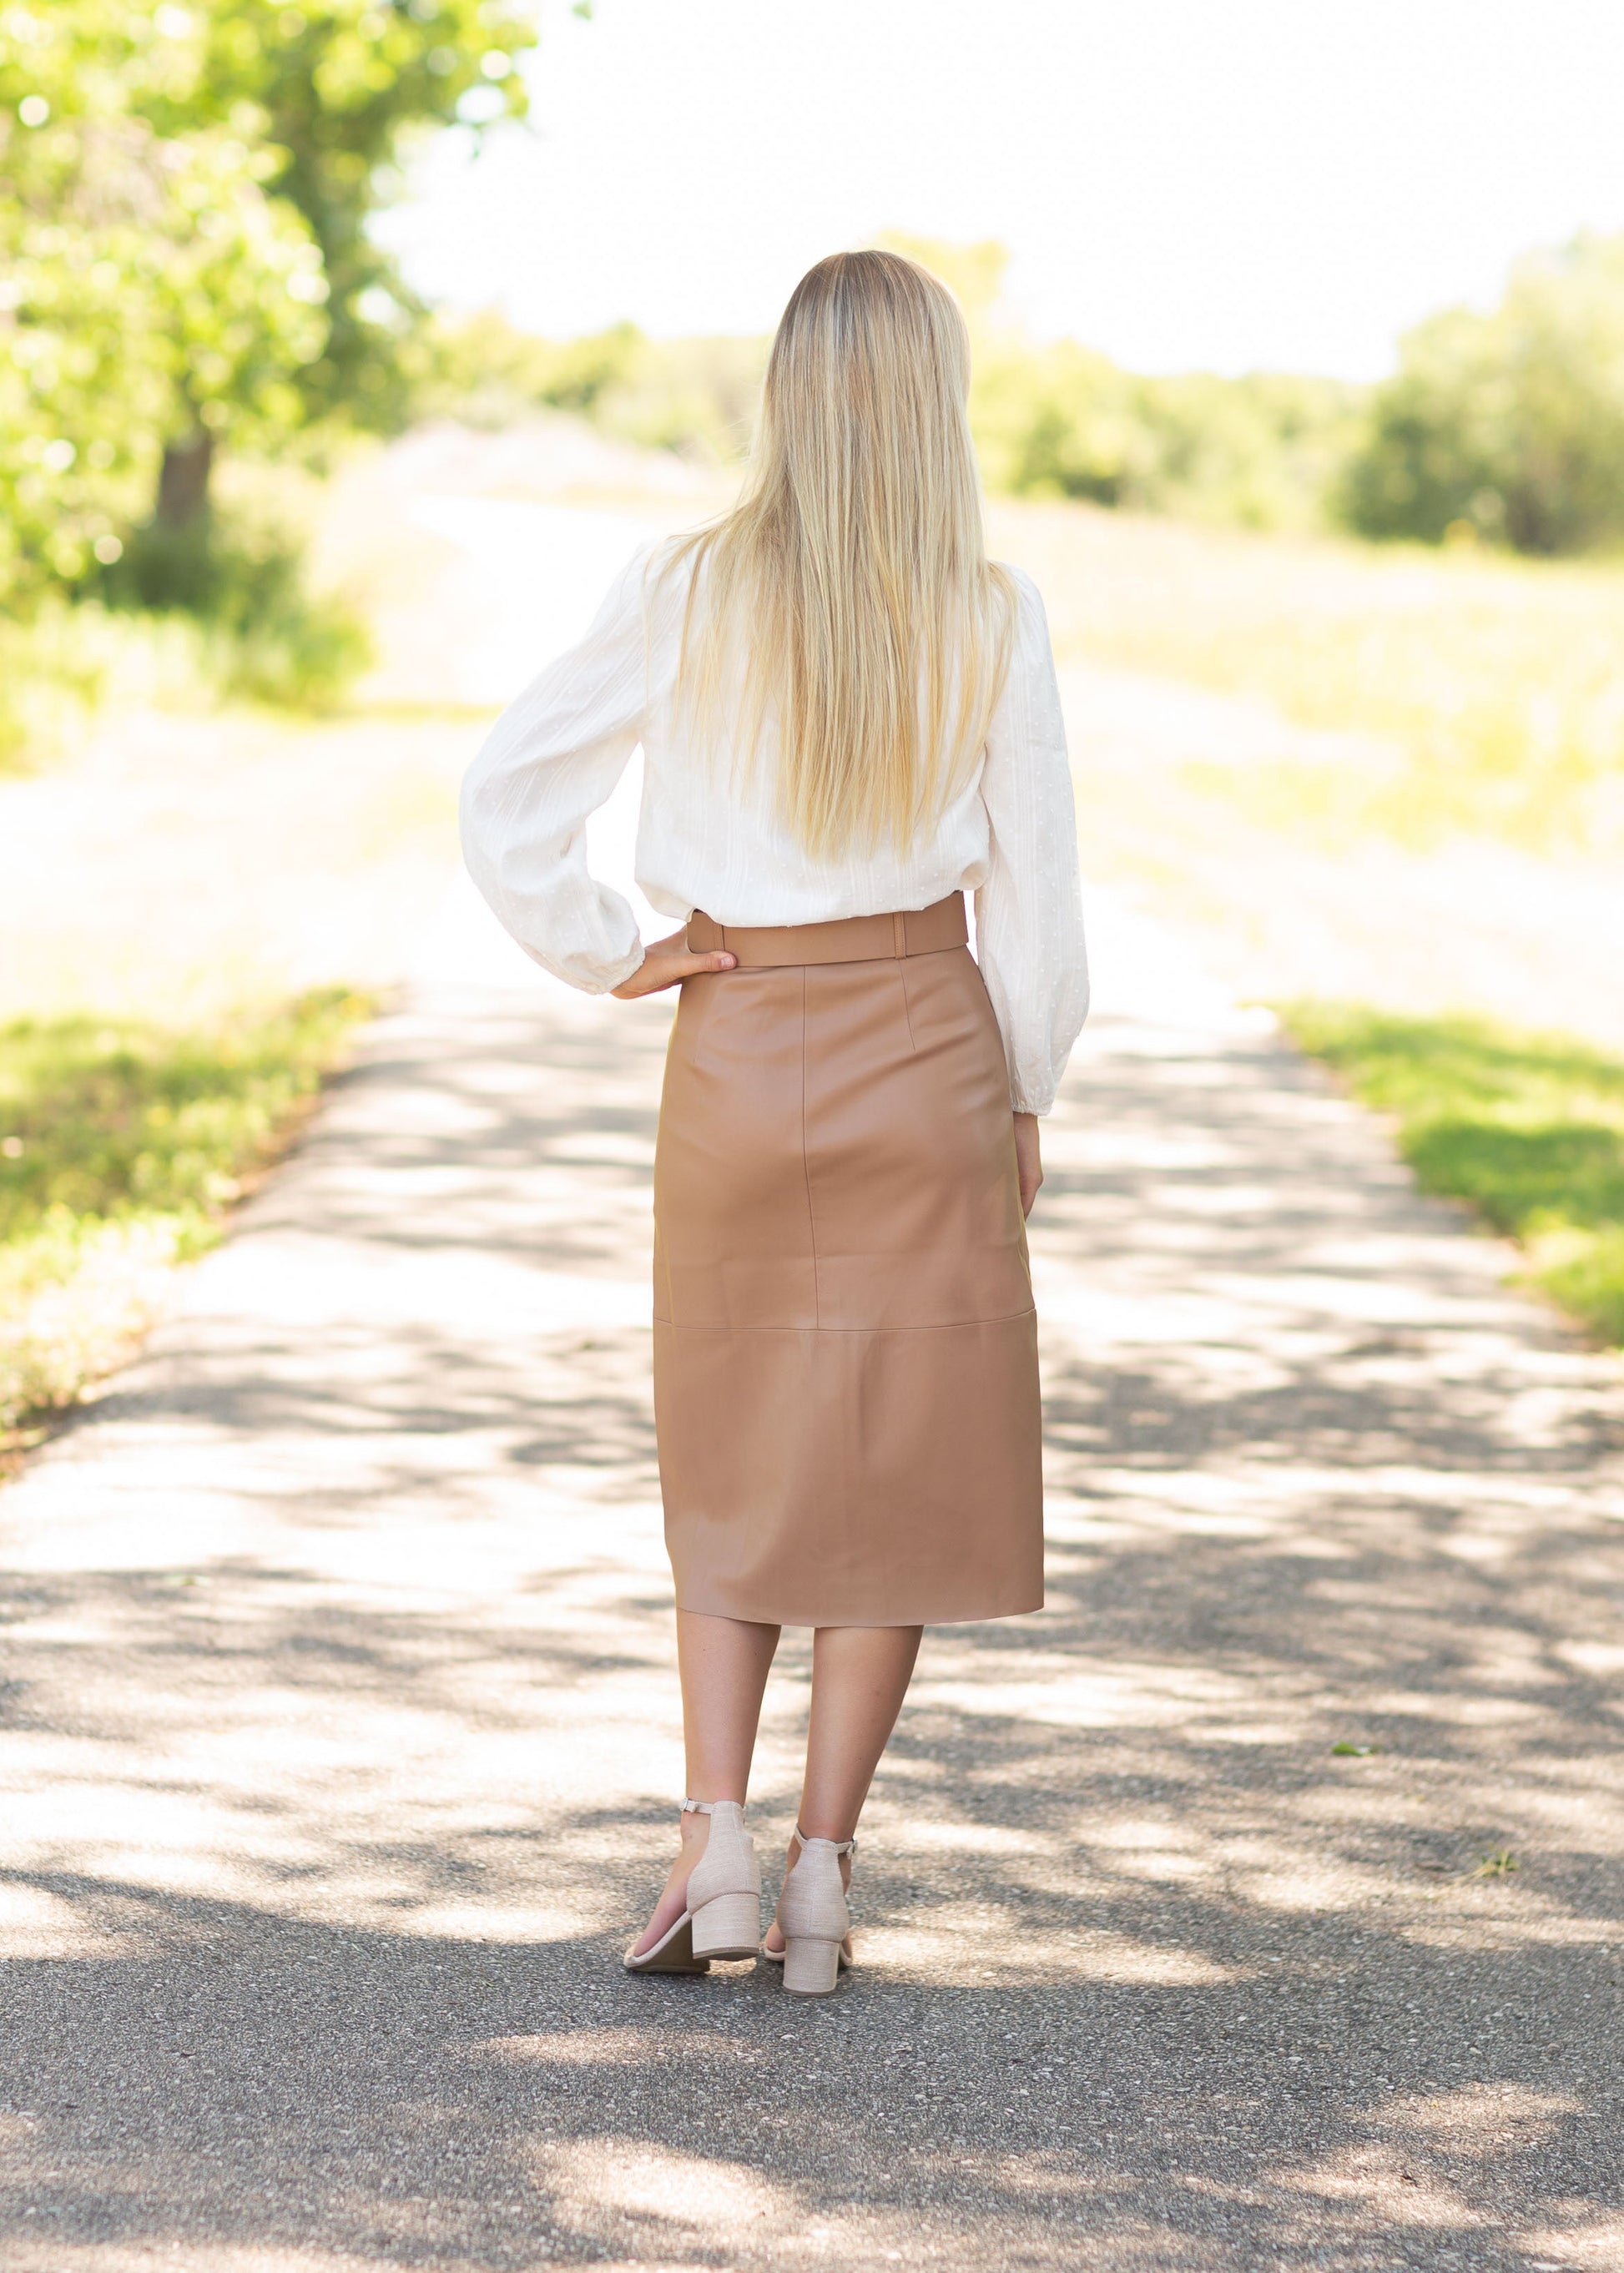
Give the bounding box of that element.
[2,869,1622,2272]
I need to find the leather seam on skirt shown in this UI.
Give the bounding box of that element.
[654,1308,1038,1336]
[898,957,918,1053]
[799,965,820,1328]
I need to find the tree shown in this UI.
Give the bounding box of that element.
[1342,233,1624,555]
[0,3,326,595]
[0,0,541,595]
[163,0,540,447]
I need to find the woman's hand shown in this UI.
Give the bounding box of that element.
[611,927,738,1000]
[1013,1111,1042,1218]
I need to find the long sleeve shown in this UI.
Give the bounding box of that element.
[459,546,654,994]
[974,569,1089,1115]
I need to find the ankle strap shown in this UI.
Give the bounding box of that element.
[794,1823,856,1855]
[681,1797,743,1815]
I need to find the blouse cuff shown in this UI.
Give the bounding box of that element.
[577,942,648,996]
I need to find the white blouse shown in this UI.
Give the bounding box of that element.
[459,542,1088,1114]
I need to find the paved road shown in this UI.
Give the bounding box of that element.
[3,871,1623,2273]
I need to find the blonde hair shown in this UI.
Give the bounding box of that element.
[668,249,1014,860]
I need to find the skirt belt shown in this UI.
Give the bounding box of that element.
[684,892,967,970]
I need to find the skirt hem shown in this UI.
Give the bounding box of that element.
[673,1589,1046,1629]
[653,1306,1038,1336]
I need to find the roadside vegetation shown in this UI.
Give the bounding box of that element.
[418,228,1624,556]
[1280,1005,1624,1349]
[0,989,373,1457]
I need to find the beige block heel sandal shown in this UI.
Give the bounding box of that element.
[623,1799,763,1974]
[770,1828,855,1997]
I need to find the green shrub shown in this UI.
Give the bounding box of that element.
[1341,233,1624,555]
[975,348,1363,532]
[103,502,371,711]
[0,510,371,774]
[417,310,766,463]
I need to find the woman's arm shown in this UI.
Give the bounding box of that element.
[974,567,1090,1129]
[611,926,736,997]
[460,547,659,994]
[1012,1111,1042,1217]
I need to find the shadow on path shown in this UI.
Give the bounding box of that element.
[2,976,1622,2269]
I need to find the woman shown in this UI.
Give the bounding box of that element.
[461,249,1087,1995]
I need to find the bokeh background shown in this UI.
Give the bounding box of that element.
[3,0,1624,1449]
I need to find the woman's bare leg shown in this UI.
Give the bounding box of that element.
[633,1609,779,1955]
[764,1621,922,1952]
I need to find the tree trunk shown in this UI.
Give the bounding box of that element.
[155,428,214,528]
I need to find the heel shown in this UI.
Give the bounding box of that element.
[782,1935,843,1996]
[690,1889,761,1960]
[774,1827,855,1996]
[624,1797,762,1978]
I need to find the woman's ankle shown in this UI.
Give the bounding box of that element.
[782,1830,852,1888]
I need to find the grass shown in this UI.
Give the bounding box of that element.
[991,498,1624,853]
[0,601,215,775]
[1,462,376,777]
[1279,1002,1624,1348]
[0,587,371,779]
[0,988,373,1449]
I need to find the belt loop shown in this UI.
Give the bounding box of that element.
[716,921,727,953]
[893,911,906,959]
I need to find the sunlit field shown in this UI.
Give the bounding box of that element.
[991,497,1624,854]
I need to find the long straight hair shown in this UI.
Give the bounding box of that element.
[667,249,1014,860]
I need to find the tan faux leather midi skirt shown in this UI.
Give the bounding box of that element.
[652,893,1043,1628]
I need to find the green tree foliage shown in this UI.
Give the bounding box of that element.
[164,0,537,436]
[973,335,1361,531]
[0,3,326,596]
[0,0,537,607]
[1343,233,1624,554]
